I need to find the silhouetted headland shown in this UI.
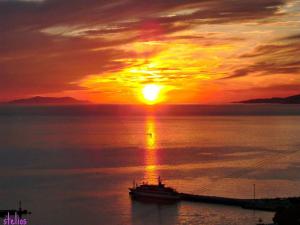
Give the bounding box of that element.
[236,94,300,104]
[4,96,90,105]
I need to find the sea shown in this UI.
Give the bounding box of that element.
[0,104,300,225]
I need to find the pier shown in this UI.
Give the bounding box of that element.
[179,193,300,211]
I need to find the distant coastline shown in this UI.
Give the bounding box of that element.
[236,94,300,104]
[3,96,90,105]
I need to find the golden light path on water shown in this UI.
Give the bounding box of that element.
[144,116,158,184]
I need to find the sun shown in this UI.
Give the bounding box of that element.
[142,84,161,104]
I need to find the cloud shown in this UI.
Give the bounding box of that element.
[223,33,300,79]
[280,33,300,41]
[0,29,136,98]
[225,83,300,97]
[0,0,294,101]
[0,0,286,37]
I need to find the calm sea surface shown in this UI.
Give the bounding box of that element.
[1,105,300,225]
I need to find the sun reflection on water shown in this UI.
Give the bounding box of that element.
[144,116,159,184]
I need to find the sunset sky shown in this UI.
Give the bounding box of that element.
[1,0,300,104]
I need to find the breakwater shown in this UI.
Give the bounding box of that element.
[179,193,300,211]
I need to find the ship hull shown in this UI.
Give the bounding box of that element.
[129,191,180,203]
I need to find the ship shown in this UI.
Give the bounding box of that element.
[129,177,180,203]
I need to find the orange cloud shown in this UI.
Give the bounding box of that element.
[0,0,299,103]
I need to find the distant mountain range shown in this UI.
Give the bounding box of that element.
[237,94,300,104]
[5,96,90,105]
[3,94,300,105]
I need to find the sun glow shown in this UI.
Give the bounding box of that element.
[142,84,161,104]
[77,39,231,104]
